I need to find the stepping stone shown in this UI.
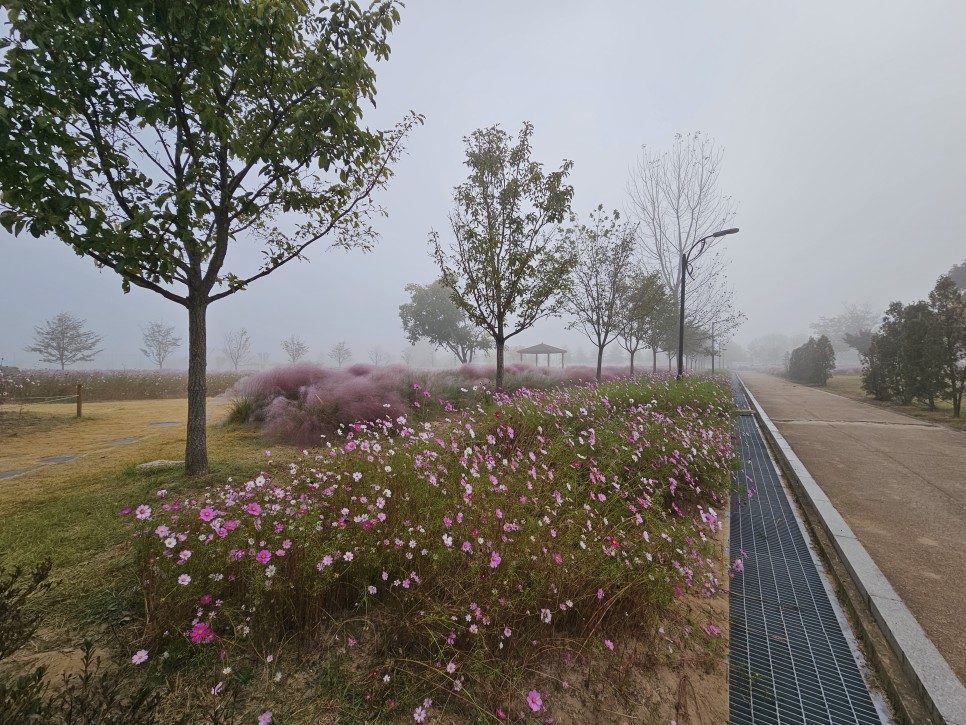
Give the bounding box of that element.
[136,460,183,471]
[148,421,180,427]
[111,438,139,444]
[38,455,77,464]
[0,468,33,479]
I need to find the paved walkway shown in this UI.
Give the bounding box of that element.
[740,372,966,685]
[729,380,887,724]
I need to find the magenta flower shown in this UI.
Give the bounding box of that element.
[734,557,745,573]
[135,505,152,520]
[257,711,273,725]
[527,689,543,712]
[118,507,133,517]
[189,622,215,643]
[490,551,501,568]
[604,639,614,651]
[256,549,271,564]
[198,507,216,521]
[245,502,262,516]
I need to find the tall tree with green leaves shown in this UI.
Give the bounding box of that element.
[0,0,419,474]
[617,271,669,375]
[563,206,636,381]
[399,281,492,364]
[431,123,575,389]
[929,275,966,417]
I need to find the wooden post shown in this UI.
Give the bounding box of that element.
[76,384,82,418]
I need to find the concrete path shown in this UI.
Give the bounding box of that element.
[740,372,966,685]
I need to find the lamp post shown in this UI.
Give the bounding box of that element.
[677,228,739,379]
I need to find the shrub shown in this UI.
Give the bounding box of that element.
[127,376,739,719]
[226,362,660,446]
[787,335,835,385]
[0,560,170,725]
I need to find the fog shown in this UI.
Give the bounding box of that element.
[3,0,965,370]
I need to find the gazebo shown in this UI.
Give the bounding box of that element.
[517,343,567,368]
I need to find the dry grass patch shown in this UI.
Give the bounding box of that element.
[825,374,966,432]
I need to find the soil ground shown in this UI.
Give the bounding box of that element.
[740,371,966,685]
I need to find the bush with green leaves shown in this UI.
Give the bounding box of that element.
[787,335,836,385]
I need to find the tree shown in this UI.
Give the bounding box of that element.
[928,275,966,417]
[25,312,103,369]
[863,301,944,407]
[627,132,737,327]
[281,334,309,365]
[810,304,879,356]
[431,123,575,389]
[787,335,835,386]
[399,281,492,364]
[0,1,420,475]
[140,321,181,370]
[618,271,672,375]
[563,206,636,381]
[222,329,252,371]
[328,341,352,368]
[368,347,389,366]
[843,329,875,357]
[947,260,966,290]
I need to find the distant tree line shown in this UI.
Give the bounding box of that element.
[862,274,966,417]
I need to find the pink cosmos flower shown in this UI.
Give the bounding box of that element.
[245,502,262,516]
[604,639,614,651]
[177,574,191,586]
[413,705,427,722]
[189,622,215,643]
[257,711,273,725]
[131,649,148,665]
[118,507,133,517]
[256,549,271,564]
[734,558,744,573]
[198,507,216,521]
[527,689,543,712]
[490,551,501,568]
[135,505,152,520]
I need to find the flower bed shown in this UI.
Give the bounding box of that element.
[126,375,739,721]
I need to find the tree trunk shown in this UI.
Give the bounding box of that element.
[495,338,505,390]
[629,350,636,376]
[595,345,604,382]
[652,348,657,374]
[185,296,209,476]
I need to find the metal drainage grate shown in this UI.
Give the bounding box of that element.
[729,383,884,724]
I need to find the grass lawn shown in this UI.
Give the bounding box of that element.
[824,374,966,432]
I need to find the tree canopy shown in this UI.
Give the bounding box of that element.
[399,281,491,364]
[0,0,419,473]
[431,122,574,388]
[25,312,103,369]
[562,206,635,381]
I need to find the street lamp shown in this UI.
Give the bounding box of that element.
[677,228,739,379]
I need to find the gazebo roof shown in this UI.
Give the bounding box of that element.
[517,343,567,354]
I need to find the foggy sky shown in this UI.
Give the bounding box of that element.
[3,0,965,370]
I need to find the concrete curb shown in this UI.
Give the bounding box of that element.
[738,376,966,725]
